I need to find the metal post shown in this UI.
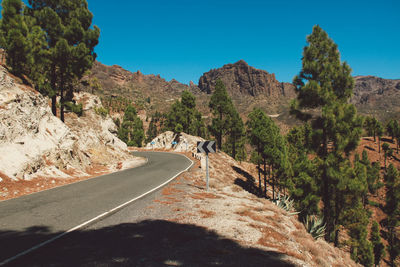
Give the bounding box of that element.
[206,152,209,191]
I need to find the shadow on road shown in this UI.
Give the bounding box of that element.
[3,220,295,266]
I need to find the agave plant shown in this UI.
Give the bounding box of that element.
[303,215,326,240]
[273,193,299,216]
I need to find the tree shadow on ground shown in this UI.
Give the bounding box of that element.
[381,137,394,144]
[232,166,261,198]
[364,145,375,151]
[2,220,295,267]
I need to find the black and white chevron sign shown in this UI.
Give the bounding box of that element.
[197,141,216,154]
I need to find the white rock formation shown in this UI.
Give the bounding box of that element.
[145,131,209,169]
[0,66,144,181]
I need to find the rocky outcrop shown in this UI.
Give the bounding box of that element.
[198,60,296,99]
[352,76,400,104]
[351,76,400,120]
[0,66,144,181]
[145,131,204,153]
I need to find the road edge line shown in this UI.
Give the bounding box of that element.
[0,152,193,266]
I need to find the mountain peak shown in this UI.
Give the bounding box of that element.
[233,59,249,66]
[198,61,295,98]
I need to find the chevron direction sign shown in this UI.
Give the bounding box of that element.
[197,141,216,154]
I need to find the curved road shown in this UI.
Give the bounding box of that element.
[0,151,192,265]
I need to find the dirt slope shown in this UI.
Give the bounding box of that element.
[140,132,360,267]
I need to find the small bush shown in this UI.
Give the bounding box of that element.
[65,102,83,116]
[95,106,109,118]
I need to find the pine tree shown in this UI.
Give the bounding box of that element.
[0,0,30,75]
[384,164,400,267]
[287,125,320,221]
[26,0,100,121]
[292,25,363,243]
[146,117,158,143]
[165,90,206,137]
[394,120,400,153]
[387,119,399,142]
[247,108,269,195]
[365,116,381,142]
[382,143,393,169]
[370,221,385,267]
[360,150,382,195]
[246,108,289,199]
[223,105,246,161]
[377,122,384,153]
[118,104,144,147]
[209,79,234,150]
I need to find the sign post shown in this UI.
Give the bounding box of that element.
[197,141,216,191]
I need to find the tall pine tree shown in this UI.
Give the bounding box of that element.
[384,164,400,267]
[26,0,100,121]
[292,25,363,243]
[0,0,30,75]
[209,79,234,150]
[223,105,246,161]
[370,220,385,267]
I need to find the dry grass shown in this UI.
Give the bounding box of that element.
[190,192,221,200]
[199,209,216,218]
[161,186,183,196]
[257,226,288,244]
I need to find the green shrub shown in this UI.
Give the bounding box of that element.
[65,102,83,116]
[95,106,109,118]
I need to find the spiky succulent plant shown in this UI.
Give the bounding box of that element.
[303,215,326,240]
[273,193,299,216]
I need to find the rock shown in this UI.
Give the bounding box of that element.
[145,131,205,154]
[351,76,400,121]
[0,66,143,181]
[198,60,296,99]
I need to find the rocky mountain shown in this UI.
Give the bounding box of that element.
[352,76,400,121]
[78,61,196,114]
[198,60,296,99]
[79,61,399,132]
[0,65,144,198]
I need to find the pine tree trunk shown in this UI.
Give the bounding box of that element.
[257,144,261,195]
[272,165,275,200]
[323,164,332,241]
[60,74,65,122]
[51,95,57,116]
[51,65,57,116]
[379,137,381,153]
[232,133,236,160]
[322,129,332,241]
[218,111,222,150]
[334,193,340,247]
[263,157,267,197]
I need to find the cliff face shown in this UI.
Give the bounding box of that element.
[352,76,400,121]
[0,66,143,185]
[198,60,296,99]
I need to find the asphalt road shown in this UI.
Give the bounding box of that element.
[0,151,193,265]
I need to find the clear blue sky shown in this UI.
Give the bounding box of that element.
[6,0,400,84]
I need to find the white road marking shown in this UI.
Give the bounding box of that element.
[0,153,193,266]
